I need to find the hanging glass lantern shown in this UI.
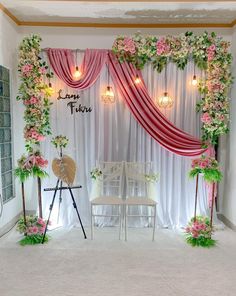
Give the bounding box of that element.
[101,86,115,104]
[101,65,115,104]
[156,64,173,109]
[157,91,174,108]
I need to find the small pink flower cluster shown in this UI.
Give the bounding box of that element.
[24,96,40,106]
[156,37,170,55]
[185,220,210,238]
[21,64,33,76]
[26,217,46,236]
[24,128,45,142]
[207,80,224,93]
[123,37,136,54]
[201,112,212,125]
[206,44,216,61]
[39,67,47,74]
[191,156,217,170]
[22,153,48,170]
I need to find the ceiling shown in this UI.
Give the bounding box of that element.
[1,1,236,27]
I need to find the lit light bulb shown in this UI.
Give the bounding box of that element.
[48,82,54,93]
[101,86,115,104]
[192,75,197,86]
[134,74,141,84]
[73,66,82,80]
[157,92,173,108]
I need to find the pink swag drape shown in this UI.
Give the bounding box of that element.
[46,48,207,157]
[46,48,108,90]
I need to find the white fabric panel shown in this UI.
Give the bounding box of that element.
[41,53,209,228]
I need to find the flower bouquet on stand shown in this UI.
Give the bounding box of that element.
[189,155,222,183]
[185,216,216,247]
[185,155,222,248]
[17,215,49,246]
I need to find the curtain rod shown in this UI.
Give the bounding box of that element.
[41,48,85,52]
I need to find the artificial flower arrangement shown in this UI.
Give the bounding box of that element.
[15,34,53,182]
[17,34,53,151]
[112,31,233,145]
[15,151,48,182]
[189,155,222,183]
[185,216,216,248]
[144,173,159,183]
[90,168,102,180]
[17,215,49,246]
[51,135,69,149]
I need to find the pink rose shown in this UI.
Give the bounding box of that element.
[201,113,212,124]
[123,37,136,54]
[37,134,45,142]
[32,226,39,234]
[199,160,208,169]
[39,67,47,74]
[156,38,170,55]
[21,64,33,75]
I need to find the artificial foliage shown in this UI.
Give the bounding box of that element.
[15,34,53,181]
[17,215,49,246]
[112,31,233,145]
[51,135,69,149]
[185,216,216,248]
[90,168,102,180]
[189,155,222,183]
[15,151,48,183]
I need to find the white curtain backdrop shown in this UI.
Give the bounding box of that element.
[41,52,210,229]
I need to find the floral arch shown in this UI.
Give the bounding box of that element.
[112,31,233,145]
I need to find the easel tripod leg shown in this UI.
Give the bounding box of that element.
[42,179,60,244]
[68,188,87,239]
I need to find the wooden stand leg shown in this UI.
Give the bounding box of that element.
[37,177,43,218]
[210,182,215,229]
[21,182,26,225]
[194,174,199,222]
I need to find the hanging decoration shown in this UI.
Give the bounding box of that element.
[156,65,173,108]
[192,63,198,86]
[101,64,115,104]
[15,34,53,223]
[112,31,233,145]
[73,50,82,80]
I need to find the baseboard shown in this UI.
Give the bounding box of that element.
[0,210,36,237]
[217,214,236,231]
[0,213,21,237]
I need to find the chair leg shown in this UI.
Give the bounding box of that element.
[91,204,94,240]
[119,205,122,240]
[125,204,127,241]
[152,205,156,242]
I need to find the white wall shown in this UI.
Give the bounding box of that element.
[19,26,232,50]
[0,12,23,228]
[220,26,236,226]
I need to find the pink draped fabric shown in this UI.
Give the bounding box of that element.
[46,48,108,90]
[46,48,207,157]
[108,52,206,156]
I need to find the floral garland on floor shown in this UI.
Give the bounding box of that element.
[17,215,49,245]
[185,216,216,247]
[112,31,233,145]
[15,34,53,181]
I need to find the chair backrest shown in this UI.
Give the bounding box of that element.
[125,162,152,198]
[97,161,124,198]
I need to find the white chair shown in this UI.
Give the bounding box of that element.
[90,161,124,239]
[124,162,157,241]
